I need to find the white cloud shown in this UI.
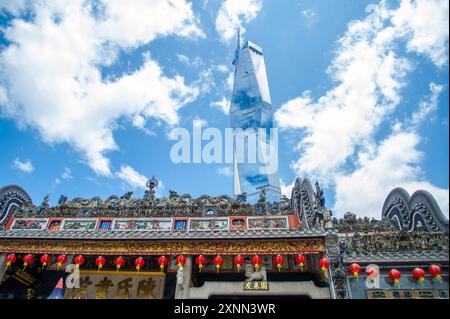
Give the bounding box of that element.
[275,0,449,217]
[409,82,444,128]
[0,0,29,16]
[61,167,73,180]
[226,71,234,90]
[0,0,203,177]
[13,158,34,173]
[216,64,229,73]
[280,179,294,199]
[210,97,230,114]
[176,54,190,64]
[334,131,449,218]
[216,0,262,42]
[116,165,148,190]
[217,166,233,177]
[391,0,449,67]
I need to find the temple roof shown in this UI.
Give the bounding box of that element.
[0,227,333,241]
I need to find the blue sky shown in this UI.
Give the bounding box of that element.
[0,0,448,218]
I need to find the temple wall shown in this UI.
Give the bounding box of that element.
[187,281,331,299]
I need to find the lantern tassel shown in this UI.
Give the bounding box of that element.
[277,264,281,272]
[136,265,140,272]
[216,264,220,274]
[199,264,203,272]
[395,279,400,289]
[419,277,424,286]
[23,263,27,271]
[236,264,241,272]
[116,266,120,272]
[300,263,304,272]
[6,262,11,270]
[160,264,164,272]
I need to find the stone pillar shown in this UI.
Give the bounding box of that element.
[174,255,192,299]
[0,253,6,284]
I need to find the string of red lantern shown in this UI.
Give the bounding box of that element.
[40,254,51,268]
[234,255,244,272]
[95,255,106,271]
[22,254,34,271]
[195,255,206,272]
[252,255,262,271]
[366,266,379,283]
[134,257,145,272]
[318,257,329,274]
[349,263,361,279]
[114,256,125,271]
[158,256,168,272]
[176,255,186,269]
[5,253,16,270]
[412,268,425,286]
[429,264,442,282]
[56,254,67,270]
[295,254,306,271]
[389,269,402,288]
[274,255,284,272]
[213,255,223,273]
[73,255,85,269]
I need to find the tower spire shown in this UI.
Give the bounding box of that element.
[236,28,241,50]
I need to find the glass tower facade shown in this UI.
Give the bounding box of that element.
[230,33,281,203]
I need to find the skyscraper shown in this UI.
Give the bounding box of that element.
[230,32,281,203]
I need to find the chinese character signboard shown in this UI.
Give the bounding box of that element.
[243,281,269,291]
[65,270,165,299]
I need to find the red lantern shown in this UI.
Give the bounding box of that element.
[5,253,16,270]
[274,255,284,272]
[349,263,361,279]
[251,255,262,271]
[73,255,85,269]
[114,256,125,272]
[389,269,402,288]
[158,256,169,272]
[429,264,442,282]
[23,254,34,270]
[295,254,307,271]
[95,255,106,271]
[213,255,223,273]
[234,255,244,272]
[56,254,67,270]
[319,257,330,274]
[195,255,206,272]
[134,257,145,272]
[176,255,186,269]
[366,266,379,283]
[40,254,51,268]
[412,268,425,286]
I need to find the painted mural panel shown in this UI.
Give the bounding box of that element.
[62,220,97,231]
[247,217,287,229]
[11,219,47,230]
[113,219,172,231]
[47,219,62,231]
[189,218,228,230]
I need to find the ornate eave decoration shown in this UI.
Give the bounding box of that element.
[0,239,325,255]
